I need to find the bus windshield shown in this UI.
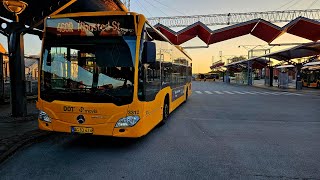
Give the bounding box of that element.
[40,36,136,105]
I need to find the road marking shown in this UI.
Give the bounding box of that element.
[233,91,246,94]
[214,91,224,94]
[205,91,213,94]
[243,91,257,95]
[264,92,281,95]
[282,92,304,96]
[223,91,235,94]
[252,91,269,95]
[193,90,304,96]
[195,91,203,94]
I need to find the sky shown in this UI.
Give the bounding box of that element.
[0,0,319,73]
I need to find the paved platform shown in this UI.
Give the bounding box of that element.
[0,102,51,164]
[0,81,319,179]
[224,79,320,96]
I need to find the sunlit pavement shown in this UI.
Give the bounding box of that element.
[0,81,319,179]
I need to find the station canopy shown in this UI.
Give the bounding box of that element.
[262,42,320,61]
[225,42,320,69]
[226,57,269,70]
[0,0,127,30]
[303,61,320,70]
[275,65,295,69]
[155,17,320,45]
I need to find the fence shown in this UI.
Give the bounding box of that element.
[0,53,38,102]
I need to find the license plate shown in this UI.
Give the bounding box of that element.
[71,127,93,134]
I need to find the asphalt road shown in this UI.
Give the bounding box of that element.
[1,82,320,179]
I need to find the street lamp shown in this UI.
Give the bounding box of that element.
[2,0,28,22]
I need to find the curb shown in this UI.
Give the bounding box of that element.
[0,130,53,165]
[2,96,38,104]
[226,82,320,96]
[252,85,320,96]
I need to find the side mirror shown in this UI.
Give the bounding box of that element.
[142,41,156,64]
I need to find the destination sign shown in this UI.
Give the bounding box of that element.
[46,15,136,37]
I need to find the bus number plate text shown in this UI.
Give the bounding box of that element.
[71,127,94,134]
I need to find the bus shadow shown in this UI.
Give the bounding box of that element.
[60,101,191,150]
[61,134,145,150]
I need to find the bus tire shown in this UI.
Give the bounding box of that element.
[317,82,320,89]
[185,89,188,102]
[160,96,170,126]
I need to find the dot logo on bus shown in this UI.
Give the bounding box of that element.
[64,106,75,112]
[77,115,85,124]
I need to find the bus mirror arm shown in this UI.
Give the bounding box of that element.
[142,41,156,64]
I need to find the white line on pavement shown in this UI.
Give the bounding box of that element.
[223,91,235,94]
[205,91,213,94]
[263,92,281,95]
[214,91,224,95]
[195,91,203,94]
[252,91,269,95]
[233,91,246,95]
[281,92,304,96]
[243,91,257,95]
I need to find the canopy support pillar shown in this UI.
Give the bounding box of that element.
[8,31,27,117]
[0,53,4,103]
[269,67,274,87]
[247,61,253,86]
[296,63,303,90]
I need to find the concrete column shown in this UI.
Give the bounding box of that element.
[296,63,303,90]
[226,69,230,84]
[269,67,274,87]
[247,61,252,86]
[8,32,27,117]
[0,53,4,103]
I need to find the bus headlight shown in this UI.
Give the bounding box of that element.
[115,116,140,128]
[39,111,51,123]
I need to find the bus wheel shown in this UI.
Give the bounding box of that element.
[160,97,170,125]
[185,89,188,102]
[317,82,320,89]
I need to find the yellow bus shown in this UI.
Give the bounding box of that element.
[302,66,320,88]
[37,11,192,138]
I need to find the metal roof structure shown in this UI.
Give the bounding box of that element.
[226,57,269,70]
[155,17,320,45]
[302,61,320,70]
[0,0,127,30]
[225,42,320,69]
[260,42,320,61]
[304,61,320,66]
[275,65,295,69]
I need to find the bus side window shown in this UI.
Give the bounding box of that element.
[138,24,162,102]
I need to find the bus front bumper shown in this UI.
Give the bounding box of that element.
[38,119,144,138]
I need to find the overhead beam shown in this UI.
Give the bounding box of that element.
[149,9,320,28]
[32,0,78,28]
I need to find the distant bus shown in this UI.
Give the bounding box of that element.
[302,66,320,88]
[205,73,219,80]
[37,11,192,137]
[195,73,219,81]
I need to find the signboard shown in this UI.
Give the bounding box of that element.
[46,15,135,37]
[172,86,185,101]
